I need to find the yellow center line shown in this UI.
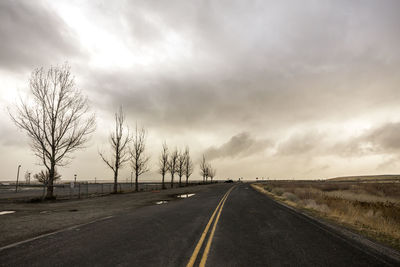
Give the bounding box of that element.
[186,189,230,267]
[199,187,233,267]
[186,186,235,267]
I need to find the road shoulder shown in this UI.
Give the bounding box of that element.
[251,183,400,264]
[0,183,223,247]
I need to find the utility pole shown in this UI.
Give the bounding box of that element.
[15,164,21,193]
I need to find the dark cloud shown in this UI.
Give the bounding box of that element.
[277,131,325,156]
[2,1,400,180]
[277,123,400,158]
[204,132,271,160]
[80,0,400,137]
[363,122,400,152]
[0,0,82,71]
[321,122,400,158]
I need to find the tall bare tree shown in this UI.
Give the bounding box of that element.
[9,64,95,198]
[130,125,150,192]
[205,164,211,183]
[168,148,179,188]
[208,166,216,182]
[158,142,169,190]
[176,150,186,187]
[99,106,131,193]
[184,147,193,186]
[200,155,208,183]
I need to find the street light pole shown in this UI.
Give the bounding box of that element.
[15,164,21,193]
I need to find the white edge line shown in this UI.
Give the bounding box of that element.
[0,215,114,252]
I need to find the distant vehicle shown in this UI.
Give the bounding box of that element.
[224,179,234,183]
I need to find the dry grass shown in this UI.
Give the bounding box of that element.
[255,181,400,250]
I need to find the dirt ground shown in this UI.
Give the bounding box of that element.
[0,183,223,247]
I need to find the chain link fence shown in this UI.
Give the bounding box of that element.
[0,181,208,201]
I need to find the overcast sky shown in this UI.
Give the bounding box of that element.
[1,0,400,181]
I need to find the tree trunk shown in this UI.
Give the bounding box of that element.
[186,176,188,186]
[162,174,166,189]
[113,170,118,193]
[171,174,174,188]
[179,175,182,187]
[46,163,55,199]
[135,173,139,192]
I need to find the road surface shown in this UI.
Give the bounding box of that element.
[0,183,398,266]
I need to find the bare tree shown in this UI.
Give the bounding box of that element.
[9,64,95,199]
[24,170,31,184]
[168,148,179,188]
[34,169,61,185]
[99,106,131,193]
[130,125,150,192]
[200,155,208,183]
[208,166,216,182]
[176,150,186,187]
[205,163,210,183]
[158,142,169,190]
[184,147,193,186]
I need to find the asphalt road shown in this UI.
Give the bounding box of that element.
[0,183,398,266]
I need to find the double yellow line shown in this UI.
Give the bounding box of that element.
[186,186,236,267]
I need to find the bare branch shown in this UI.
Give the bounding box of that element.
[168,148,179,188]
[200,155,208,182]
[99,106,131,193]
[130,124,150,191]
[184,146,194,185]
[176,149,186,186]
[158,142,169,189]
[9,63,95,198]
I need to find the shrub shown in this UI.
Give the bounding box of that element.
[272,188,283,196]
[264,186,272,192]
[283,192,299,202]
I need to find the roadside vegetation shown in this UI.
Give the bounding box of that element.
[253,180,400,250]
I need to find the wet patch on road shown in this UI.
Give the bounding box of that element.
[177,193,195,198]
[0,210,16,215]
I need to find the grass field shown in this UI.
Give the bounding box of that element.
[328,174,400,182]
[253,180,400,251]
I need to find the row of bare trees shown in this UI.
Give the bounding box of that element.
[200,155,216,183]
[99,107,150,193]
[98,107,199,194]
[158,143,194,189]
[9,63,216,199]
